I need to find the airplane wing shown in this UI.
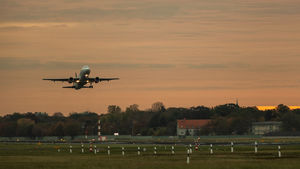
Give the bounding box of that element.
[89,77,119,82]
[42,78,79,82]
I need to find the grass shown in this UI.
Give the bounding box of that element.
[0,143,300,169]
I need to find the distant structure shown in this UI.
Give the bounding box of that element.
[177,119,211,136]
[257,106,300,111]
[98,119,101,141]
[252,121,282,135]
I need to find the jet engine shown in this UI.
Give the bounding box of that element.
[95,77,100,83]
[68,77,74,83]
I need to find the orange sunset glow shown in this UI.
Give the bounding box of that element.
[1,0,300,115]
[257,106,300,111]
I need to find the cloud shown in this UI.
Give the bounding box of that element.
[126,83,300,92]
[186,62,251,70]
[0,0,180,22]
[1,0,300,24]
[187,62,300,73]
[187,63,228,69]
[0,57,175,70]
[0,57,41,70]
[0,23,74,32]
[1,57,300,73]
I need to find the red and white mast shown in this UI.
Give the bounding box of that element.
[98,119,101,141]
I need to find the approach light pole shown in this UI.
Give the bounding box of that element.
[98,119,101,141]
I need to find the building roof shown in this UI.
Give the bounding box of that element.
[177,119,211,129]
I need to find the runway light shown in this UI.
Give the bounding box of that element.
[76,80,80,83]
[86,80,89,83]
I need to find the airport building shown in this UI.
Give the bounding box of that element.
[177,119,211,136]
[251,121,282,135]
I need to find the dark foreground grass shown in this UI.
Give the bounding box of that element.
[0,143,300,169]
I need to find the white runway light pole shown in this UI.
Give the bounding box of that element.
[210,144,213,154]
[254,141,258,153]
[89,143,93,152]
[122,147,125,156]
[154,146,157,155]
[70,145,72,153]
[231,142,234,153]
[172,146,175,155]
[94,145,97,154]
[108,146,110,155]
[189,144,193,154]
[138,147,140,155]
[278,145,281,158]
[81,143,84,153]
[186,149,190,164]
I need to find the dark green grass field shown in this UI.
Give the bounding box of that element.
[1,143,300,169]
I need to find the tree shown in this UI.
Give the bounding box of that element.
[264,110,277,121]
[16,118,35,137]
[185,129,190,136]
[277,104,290,116]
[214,104,239,117]
[210,116,231,135]
[0,121,17,137]
[230,116,251,135]
[53,122,65,139]
[53,112,64,118]
[126,104,139,112]
[151,102,166,112]
[108,105,121,114]
[32,124,44,138]
[64,120,81,139]
[190,106,212,119]
[282,112,300,131]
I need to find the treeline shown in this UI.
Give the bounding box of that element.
[1,103,300,138]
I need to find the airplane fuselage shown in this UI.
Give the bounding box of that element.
[74,65,91,90]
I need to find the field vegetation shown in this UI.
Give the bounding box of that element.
[1,143,300,169]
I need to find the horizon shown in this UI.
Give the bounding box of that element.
[1,103,300,116]
[1,0,300,115]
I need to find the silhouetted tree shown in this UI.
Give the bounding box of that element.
[64,120,81,139]
[108,105,121,114]
[126,104,139,112]
[277,104,290,116]
[151,102,166,112]
[282,112,300,131]
[16,118,34,137]
[53,122,65,139]
[185,129,190,136]
[214,103,239,117]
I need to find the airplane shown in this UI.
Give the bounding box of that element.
[43,65,119,90]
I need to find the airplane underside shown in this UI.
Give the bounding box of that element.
[63,85,93,90]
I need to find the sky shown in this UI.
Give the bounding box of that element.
[1,0,300,115]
